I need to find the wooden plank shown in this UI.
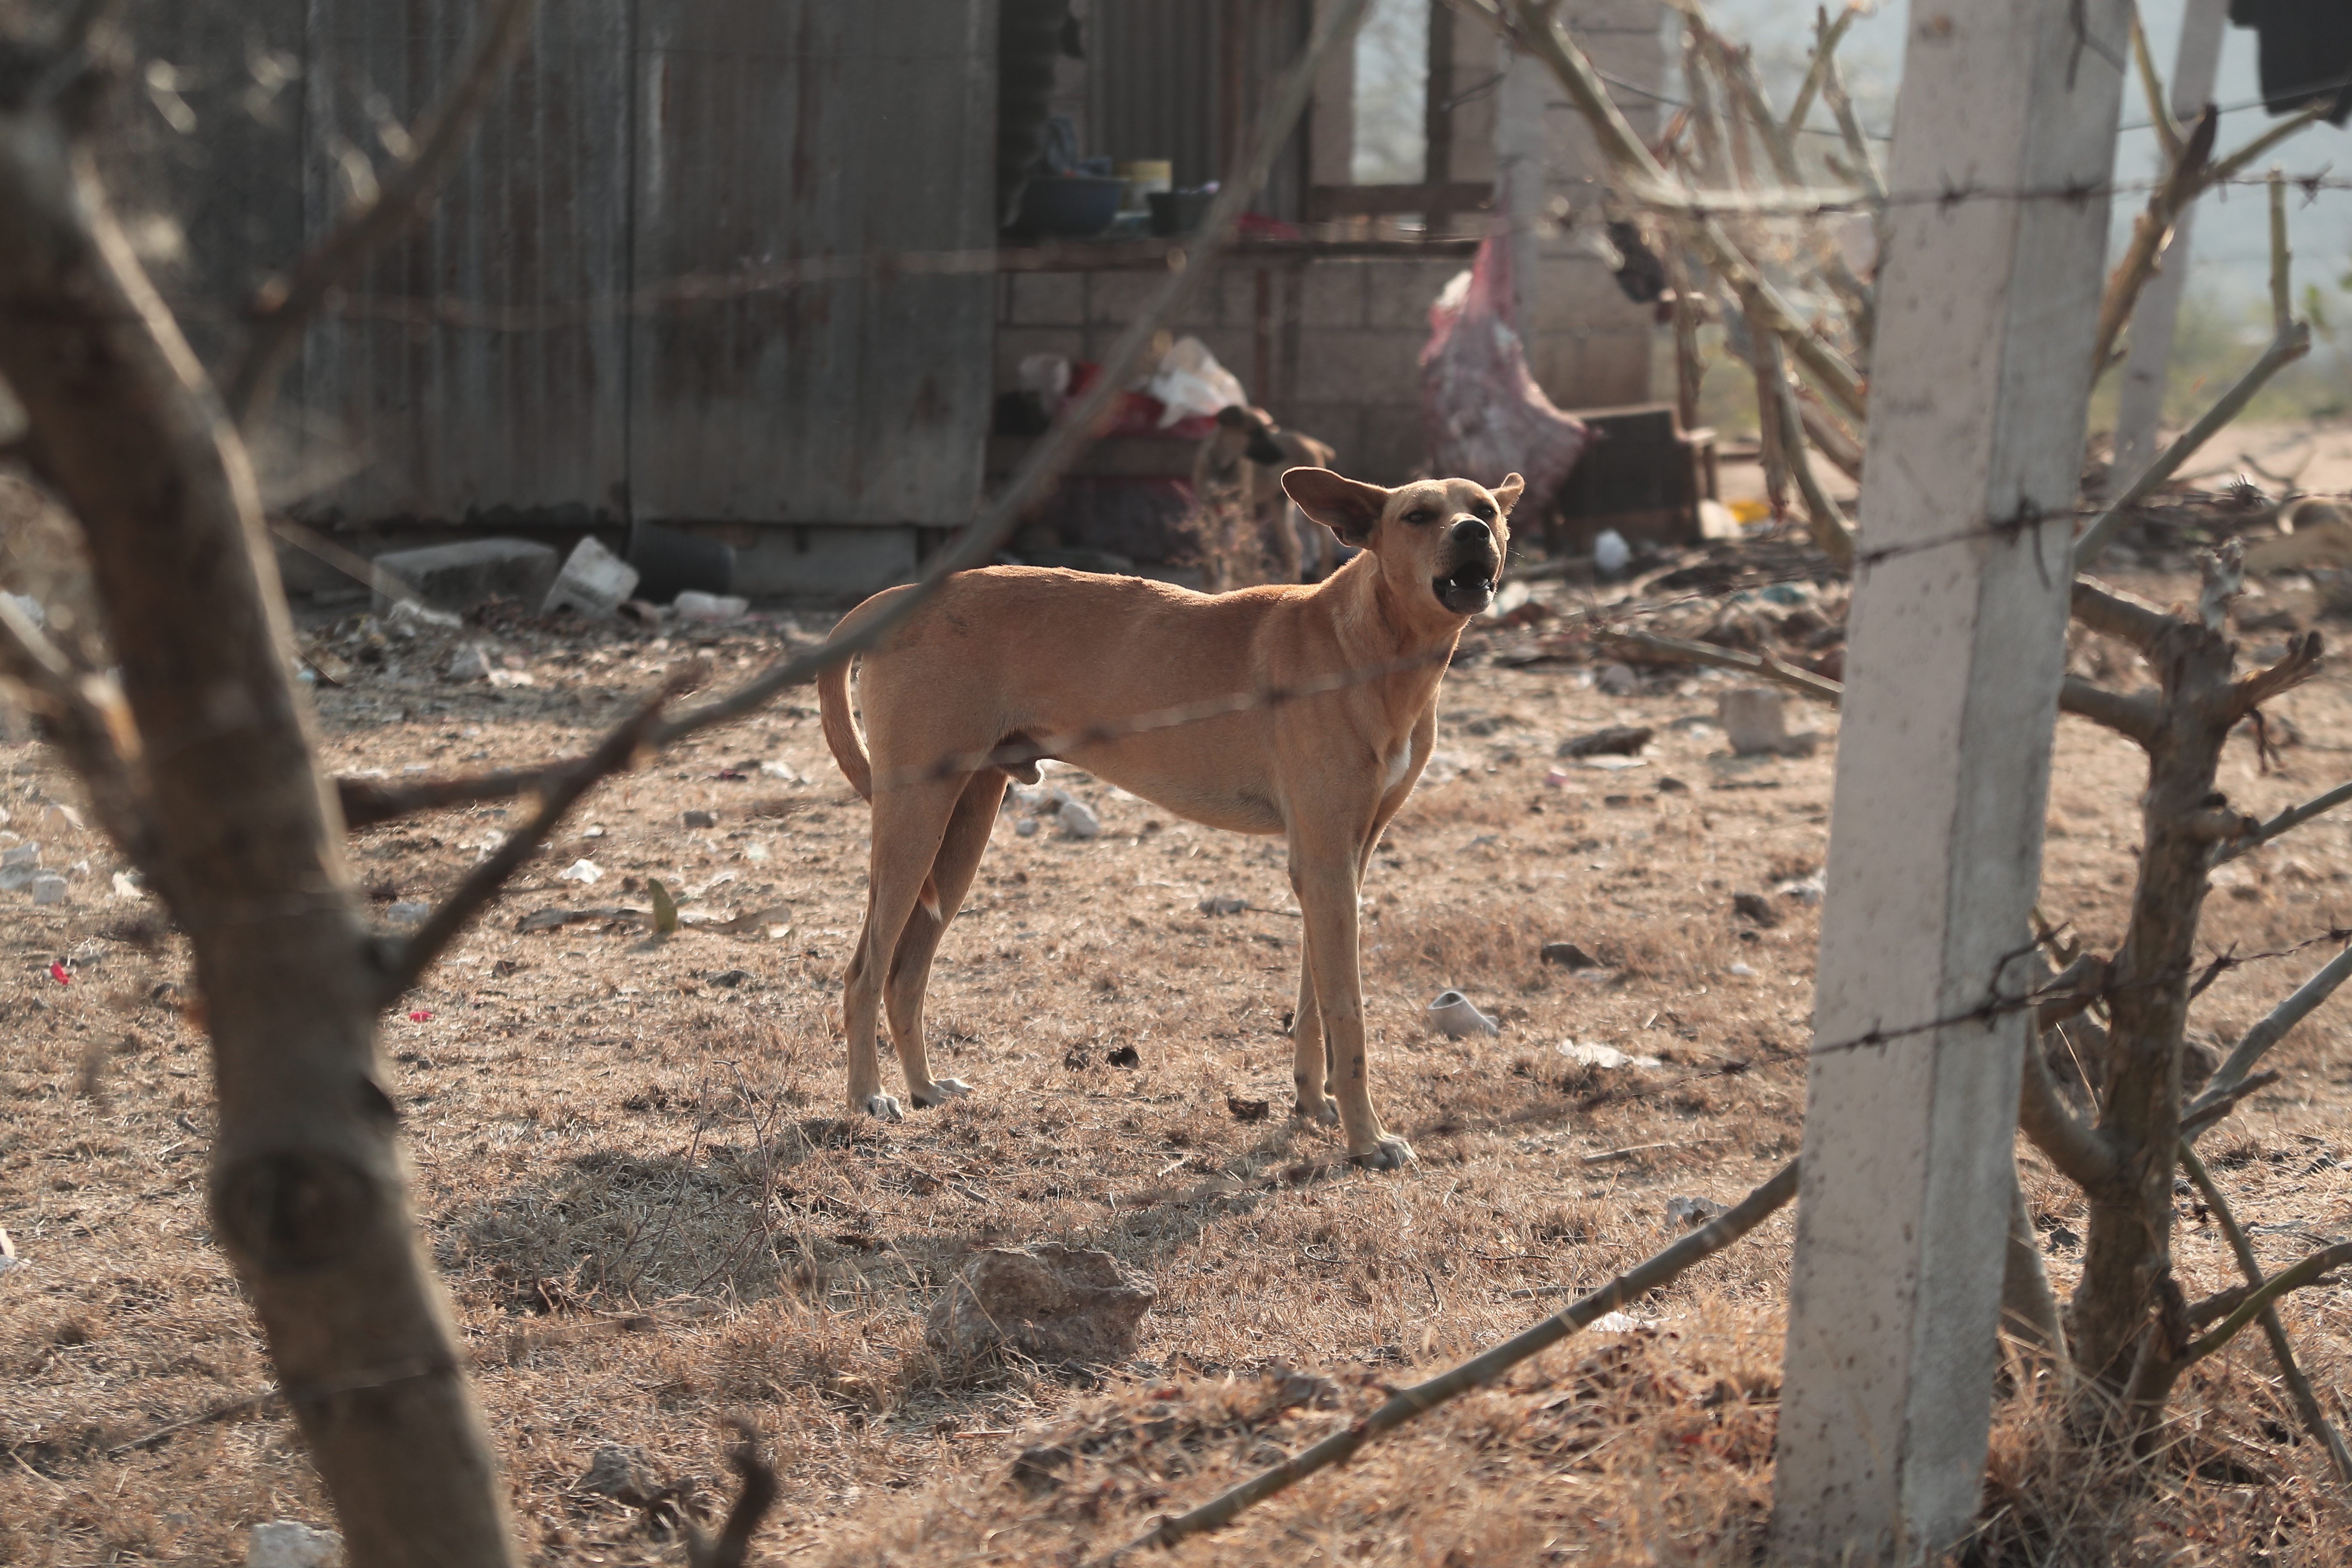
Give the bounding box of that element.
[1305,182,1493,220]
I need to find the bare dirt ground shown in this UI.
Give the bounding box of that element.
[7,563,2352,1565]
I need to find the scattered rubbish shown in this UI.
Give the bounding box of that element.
[683,902,792,936]
[1559,725,1652,758]
[1426,990,1500,1038]
[1697,498,1741,540]
[407,1011,433,1023]
[1592,1309,1644,1333]
[1577,755,1647,772]
[384,901,430,925]
[245,1520,343,1568]
[369,537,559,615]
[682,809,717,829]
[674,591,750,623]
[1226,1093,1270,1122]
[708,968,751,988]
[924,1244,1158,1363]
[558,859,603,884]
[1421,235,1587,521]
[541,536,640,619]
[1731,891,1779,927]
[387,598,462,630]
[1540,941,1604,970]
[647,878,679,935]
[49,962,70,986]
[1593,529,1631,578]
[1719,687,1818,757]
[0,843,40,891]
[1199,894,1249,916]
[1144,335,1246,426]
[1106,1044,1142,1069]
[1596,662,1639,696]
[1057,799,1102,839]
[1729,962,1758,977]
[1666,1196,1728,1229]
[1558,1040,1660,1070]
[1776,870,1826,905]
[30,873,65,906]
[759,758,804,782]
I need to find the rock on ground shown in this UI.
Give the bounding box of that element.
[925,1244,1155,1364]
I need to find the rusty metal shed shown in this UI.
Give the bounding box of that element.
[125,0,997,595]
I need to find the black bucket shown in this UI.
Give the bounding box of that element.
[627,521,735,603]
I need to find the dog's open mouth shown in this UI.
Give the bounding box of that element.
[1433,564,1498,614]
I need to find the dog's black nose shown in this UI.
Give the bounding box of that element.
[1450,517,1491,546]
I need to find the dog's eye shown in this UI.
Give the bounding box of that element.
[1404,508,1434,524]
[1471,503,1495,521]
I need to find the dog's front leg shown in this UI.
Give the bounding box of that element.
[1291,826,1411,1170]
[1286,883,1338,1126]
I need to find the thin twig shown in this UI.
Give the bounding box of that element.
[2219,781,2352,864]
[1761,317,1856,569]
[1599,630,1844,703]
[1100,1161,1799,1562]
[1782,3,1858,144]
[2269,169,2293,334]
[2128,9,2186,164]
[2189,1241,2352,1363]
[2178,1140,2352,1487]
[0,594,152,869]
[2018,1018,2125,1194]
[225,0,542,429]
[340,765,557,830]
[376,672,692,1003]
[2177,1069,2280,1138]
[2071,578,2176,654]
[2090,106,2217,380]
[2188,941,2352,1133]
[2058,676,2162,747]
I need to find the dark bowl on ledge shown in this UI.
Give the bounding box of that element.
[1007,175,1127,239]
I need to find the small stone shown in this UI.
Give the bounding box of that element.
[245,1520,343,1568]
[1656,776,1690,793]
[1596,662,1639,696]
[384,901,430,925]
[1731,891,1779,927]
[0,842,39,891]
[1226,1093,1270,1122]
[30,873,66,906]
[558,859,602,884]
[709,968,751,989]
[924,1244,1157,1364]
[1665,1196,1728,1229]
[1106,1044,1141,1069]
[674,591,750,622]
[1719,687,1818,757]
[1558,725,1652,758]
[1775,870,1826,906]
[1559,1040,1660,1070]
[446,645,493,682]
[541,536,641,619]
[682,809,718,829]
[573,1444,662,1506]
[1015,818,1039,838]
[369,537,560,615]
[1198,894,1249,916]
[1057,799,1101,839]
[1540,941,1603,970]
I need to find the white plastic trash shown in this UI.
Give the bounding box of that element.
[1425,990,1499,1039]
[542,536,640,619]
[674,591,750,623]
[1593,529,1631,577]
[1143,336,1247,426]
[558,859,603,884]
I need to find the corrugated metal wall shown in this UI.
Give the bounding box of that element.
[627,0,999,524]
[1087,0,1308,217]
[124,0,996,532]
[299,0,634,526]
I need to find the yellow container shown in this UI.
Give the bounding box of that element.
[1116,159,1173,211]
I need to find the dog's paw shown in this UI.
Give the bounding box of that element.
[1350,1136,1414,1171]
[863,1093,906,1122]
[911,1078,973,1109]
[1292,1096,1340,1127]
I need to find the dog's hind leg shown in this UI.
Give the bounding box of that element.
[1287,864,1339,1126]
[1292,814,1411,1170]
[884,769,1008,1108]
[844,777,965,1121]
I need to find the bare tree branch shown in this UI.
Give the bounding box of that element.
[340,765,555,830]
[2177,1069,2280,1138]
[2177,1139,2352,1486]
[1599,630,1844,703]
[2058,674,2161,747]
[2219,780,2352,864]
[2189,1241,2352,1363]
[376,672,693,1004]
[1100,1161,1799,1563]
[2018,1022,2126,1194]
[2188,941,2352,1133]
[223,0,541,429]
[2070,578,2174,655]
[2128,8,2186,163]
[2092,106,2216,380]
[1782,2,1859,144]
[2213,629,2325,725]
[0,592,153,866]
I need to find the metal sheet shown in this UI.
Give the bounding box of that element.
[294,0,633,527]
[626,0,998,527]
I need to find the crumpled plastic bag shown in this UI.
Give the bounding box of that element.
[1420,234,1587,518]
[1142,335,1247,427]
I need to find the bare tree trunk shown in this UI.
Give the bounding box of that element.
[0,44,514,1568]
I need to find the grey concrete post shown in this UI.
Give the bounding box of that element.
[2111,0,2230,490]
[1766,3,2132,1562]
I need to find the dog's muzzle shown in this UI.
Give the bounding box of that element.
[1433,518,1501,615]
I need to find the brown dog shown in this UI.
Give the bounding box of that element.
[818,467,1520,1168]
[1191,404,1340,584]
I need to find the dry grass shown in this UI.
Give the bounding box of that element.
[5,573,2352,1563]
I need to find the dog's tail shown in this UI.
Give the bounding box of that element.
[818,603,884,803]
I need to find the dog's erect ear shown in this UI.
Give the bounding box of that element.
[1491,473,1525,515]
[1283,467,1388,548]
